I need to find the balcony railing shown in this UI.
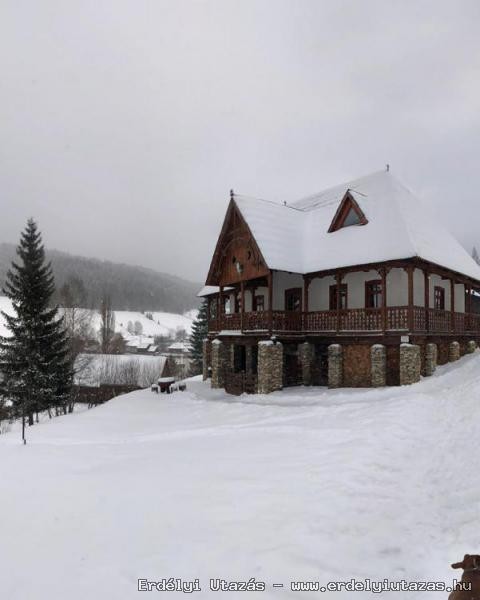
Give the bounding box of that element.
[209,306,480,335]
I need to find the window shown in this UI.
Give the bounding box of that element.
[328,192,368,232]
[254,295,265,312]
[234,294,242,313]
[365,280,383,308]
[434,286,445,310]
[285,288,302,312]
[329,284,348,310]
[223,296,230,314]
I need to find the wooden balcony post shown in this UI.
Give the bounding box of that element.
[467,283,472,331]
[380,267,387,332]
[450,278,455,332]
[303,275,310,331]
[336,272,343,332]
[424,269,430,332]
[218,285,224,331]
[407,265,414,332]
[240,281,245,332]
[267,271,273,333]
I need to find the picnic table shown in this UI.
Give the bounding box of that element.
[157,377,175,393]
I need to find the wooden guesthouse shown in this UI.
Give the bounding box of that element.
[200,170,480,394]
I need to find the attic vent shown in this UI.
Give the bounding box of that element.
[328,191,368,233]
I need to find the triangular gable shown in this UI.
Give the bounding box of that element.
[205,199,269,286]
[327,190,368,233]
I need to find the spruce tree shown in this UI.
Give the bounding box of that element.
[0,219,72,442]
[189,300,209,375]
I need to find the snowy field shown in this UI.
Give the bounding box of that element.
[1,356,480,599]
[0,296,197,340]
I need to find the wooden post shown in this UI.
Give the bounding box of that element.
[407,266,414,332]
[450,278,455,332]
[303,275,310,331]
[336,272,342,332]
[267,271,273,333]
[424,269,430,332]
[218,286,223,331]
[467,283,472,331]
[240,281,245,332]
[380,267,387,332]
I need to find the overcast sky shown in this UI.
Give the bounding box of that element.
[1,0,480,282]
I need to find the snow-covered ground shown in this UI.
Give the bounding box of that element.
[0,296,197,341]
[1,356,480,599]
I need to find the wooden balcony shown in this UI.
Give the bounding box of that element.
[209,306,480,335]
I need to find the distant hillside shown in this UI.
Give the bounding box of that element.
[0,243,201,312]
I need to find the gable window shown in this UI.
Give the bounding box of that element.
[434,286,445,310]
[328,191,368,233]
[285,288,302,312]
[254,295,265,312]
[365,280,383,308]
[329,284,348,310]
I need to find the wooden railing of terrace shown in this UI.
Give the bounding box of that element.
[209,307,480,335]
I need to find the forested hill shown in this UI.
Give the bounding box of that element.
[0,243,201,312]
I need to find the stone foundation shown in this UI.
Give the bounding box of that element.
[424,343,437,377]
[399,343,421,385]
[257,340,283,394]
[449,341,460,362]
[299,342,315,386]
[371,344,386,387]
[467,340,477,354]
[211,339,229,388]
[328,344,343,388]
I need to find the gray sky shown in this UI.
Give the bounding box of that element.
[1,0,480,282]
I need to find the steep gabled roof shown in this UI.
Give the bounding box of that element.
[230,171,480,281]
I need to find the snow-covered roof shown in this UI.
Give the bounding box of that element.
[167,341,191,353]
[233,171,480,281]
[197,285,233,297]
[74,354,168,388]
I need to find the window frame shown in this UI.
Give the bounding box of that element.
[434,286,445,310]
[284,287,302,312]
[254,295,265,312]
[329,283,348,310]
[365,279,383,309]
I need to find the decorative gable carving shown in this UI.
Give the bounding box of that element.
[328,190,368,233]
[206,200,269,286]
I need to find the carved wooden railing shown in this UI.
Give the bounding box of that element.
[209,307,480,334]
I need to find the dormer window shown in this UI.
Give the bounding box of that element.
[328,190,368,233]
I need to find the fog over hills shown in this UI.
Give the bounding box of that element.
[0,243,201,313]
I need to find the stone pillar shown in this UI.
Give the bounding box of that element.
[257,340,283,394]
[211,339,228,389]
[399,343,421,385]
[202,339,210,380]
[371,344,386,387]
[449,341,460,362]
[425,342,437,377]
[299,342,315,386]
[328,344,343,388]
[467,340,477,354]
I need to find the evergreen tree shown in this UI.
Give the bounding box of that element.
[99,295,115,353]
[0,219,72,442]
[189,300,208,375]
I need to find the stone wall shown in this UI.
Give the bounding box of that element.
[399,343,421,385]
[299,342,315,386]
[424,343,437,377]
[371,344,386,387]
[211,339,229,389]
[449,341,460,362]
[386,345,400,386]
[437,341,449,365]
[257,341,283,394]
[328,344,343,388]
